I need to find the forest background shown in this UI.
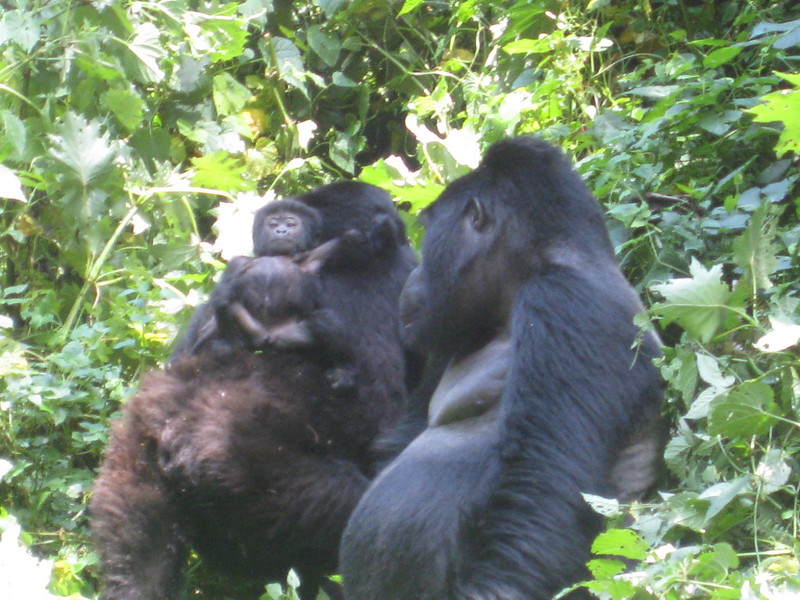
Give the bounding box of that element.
[1,0,799,598]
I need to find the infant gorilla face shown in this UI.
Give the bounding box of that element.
[263,212,307,254]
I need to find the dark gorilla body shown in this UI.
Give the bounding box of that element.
[91,182,417,600]
[340,138,664,600]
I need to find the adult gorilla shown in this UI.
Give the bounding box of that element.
[91,182,417,600]
[340,138,664,600]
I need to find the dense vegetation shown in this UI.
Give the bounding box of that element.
[1,0,798,598]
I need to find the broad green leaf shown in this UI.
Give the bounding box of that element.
[650,259,732,342]
[503,38,551,55]
[212,72,251,117]
[586,558,626,579]
[48,113,116,189]
[746,72,800,156]
[307,25,341,67]
[696,354,735,388]
[699,476,750,520]
[732,202,781,290]
[703,46,742,69]
[591,529,648,560]
[202,15,250,63]
[190,152,255,194]
[708,382,778,438]
[127,22,165,82]
[104,88,145,132]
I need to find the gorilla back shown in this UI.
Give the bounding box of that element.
[340,138,664,600]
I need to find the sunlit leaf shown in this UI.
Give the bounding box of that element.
[708,382,778,438]
[48,113,116,189]
[651,259,732,342]
[212,72,251,117]
[0,164,27,202]
[398,0,424,17]
[754,317,800,352]
[746,72,800,156]
[591,529,648,560]
[190,152,255,194]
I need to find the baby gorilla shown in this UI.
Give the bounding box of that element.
[215,240,358,390]
[180,199,356,389]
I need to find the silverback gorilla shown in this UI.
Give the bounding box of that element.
[90,182,417,600]
[340,138,665,600]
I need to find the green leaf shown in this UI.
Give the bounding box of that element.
[732,202,781,290]
[212,72,252,117]
[398,0,424,17]
[703,46,742,69]
[307,25,341,67]
[699,477,751,520]
[103,88,145,132]
[755,449,792,495]
[708,382,779,438]
[746,72,800,156]
[503,38,551,55]
[650,259,732,342]
[127,22,165,82]
[314,0,346,18]
[48,113,116,189]
[202,14,250,63]
[590,529,648,560]
[190,152,255,194]
[0,164,27,202]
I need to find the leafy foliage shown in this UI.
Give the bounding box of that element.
[0,0,798,598]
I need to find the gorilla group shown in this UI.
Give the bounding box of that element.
[91,138,664,600]
[340,137,664,600]
[90,182,417,600]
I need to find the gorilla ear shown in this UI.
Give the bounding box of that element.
[465,197,488,231]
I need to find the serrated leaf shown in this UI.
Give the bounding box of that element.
[732,202,781,290]
[308,25,340,67]
[104,88,145,132]
[586,558,626,579]
[651,259,732,342]
[708,382,778,438]
[591,529,648,560]
[48,113,116,188]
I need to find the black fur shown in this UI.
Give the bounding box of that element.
[340,138,664,600]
